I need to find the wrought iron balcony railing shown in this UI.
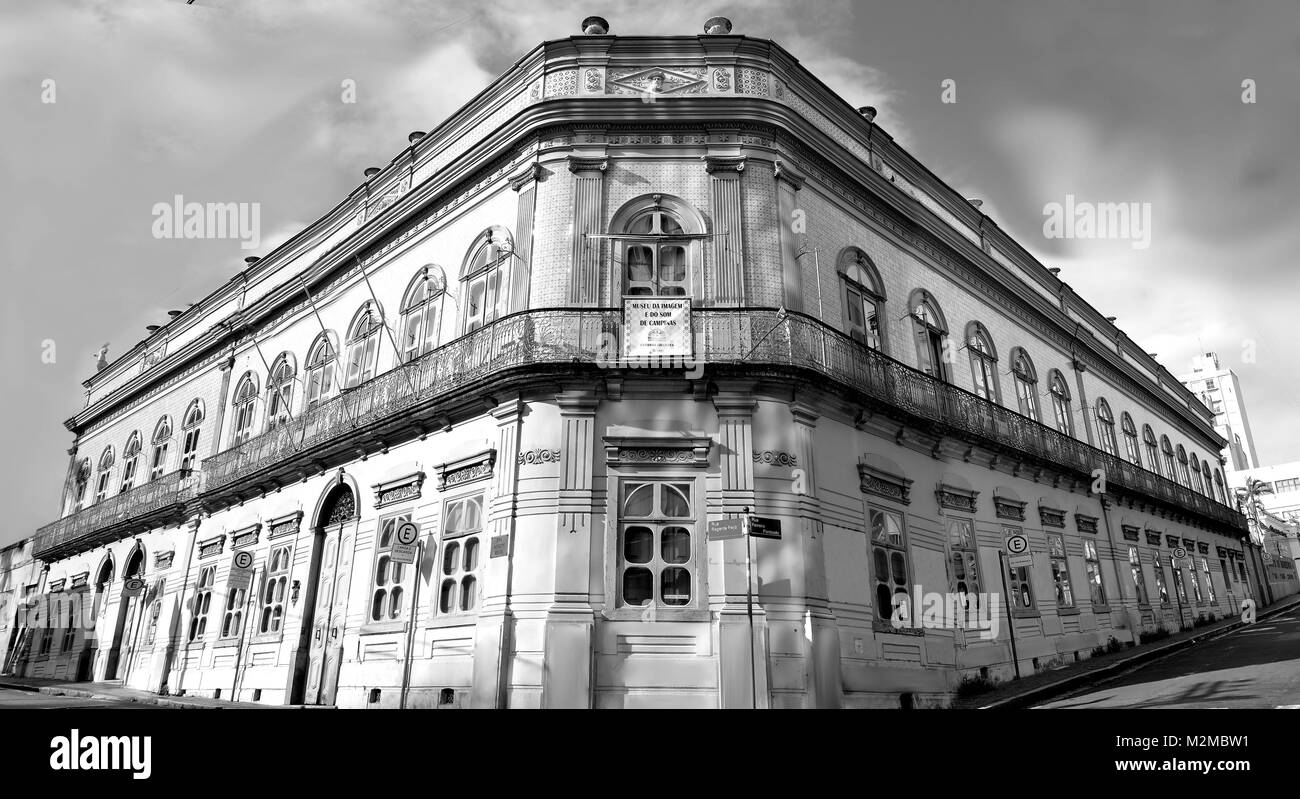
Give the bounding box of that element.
[36,306,1245,559]
[32,470,200,558]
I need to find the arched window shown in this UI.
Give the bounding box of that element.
[1200,459,1215,498]
[1121,413,1141,466]
[266,352,296,430]
[304,333,337,406]
[1176,445,1191,488]
[1048,370,1072,435]
[909,290,949,381]
[120,431,142,492]
[1095,398,1118,456]
[1160,435,1176,479]
[1010,348,1040,421]
[461,228,514,332]
[180,399,204,473]
[93,446,115,503]
[399,266,447,362]
[1191,457,1202,494]
[150,416,172,481]
[1143,425,1159,474]
[616,202,695,299]
[1214,469,1227,504]
[838,248,885,350]
[344,303,382,388]
[230,372,259,447]
[965,322,1000,402]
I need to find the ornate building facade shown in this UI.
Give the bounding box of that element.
[21,17,1255,708]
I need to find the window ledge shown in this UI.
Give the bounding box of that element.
[1091,604,1112,613]
[1056,605,1081,616]
[359,620,407,636]
[1009,608,1041,620]
[602,608,710,623]
[422,615,480,630]
[212,637,241,650]
[250,632,284,645]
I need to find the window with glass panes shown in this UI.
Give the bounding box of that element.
[1083,539,1106,605]
[60,599,77,652]
[120,432,141,492]
[305,335,336,406]
[94,447,114,503]
[371,514,412,622]
[967,324,999,402]
[1011,349,1040,421]
[259,546,291,634]
[144,580,165,645]
[1122,413,1141,466]
[438,496,484,615]
[617,481,696,609]
[221,573,248,639]
[400,268,444,362]
[344,305,381,388]
[869,508,911,620]
[946,518,979,611]
[1128,546,1148,604]
[180,402,203,473]
[1004,525,1035,611]
[622,209,690,297]
[1200,557,1216,603]
[150,417,172,481]
[1144,426,1160,475]
[839,250,884,350]
[1153,555,1170,604]
[266,355,295,430]
[1187,557,1202,602]
[1161,436,1176,479]
[1096,399,1118,456]
[230,373,259,447]
[1170,559,1188,603]
[188,566,215,641]
[1049,372,1072,435]
[910,296,948,381]
[1048,533,1074,607]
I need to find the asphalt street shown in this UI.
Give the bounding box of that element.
[0,687,157,709]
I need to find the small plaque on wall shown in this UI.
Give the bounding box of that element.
[490,535,509,558]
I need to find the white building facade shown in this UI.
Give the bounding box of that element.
[20,19,1256,708]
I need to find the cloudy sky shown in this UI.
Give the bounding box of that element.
[1,0,1297,548]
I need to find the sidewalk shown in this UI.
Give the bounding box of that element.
[953,594,1300,709]
[0,676,270,709]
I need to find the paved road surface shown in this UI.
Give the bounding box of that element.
[0,687,157,709]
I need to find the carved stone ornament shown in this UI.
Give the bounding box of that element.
[603,435,712,467]
[373,471,426,509]
[518,448,561,466]
[434,450,496,491]
[858,463,912,505]
[197,535,226,560]
[936,484,978,513]
[1121,525,1141,542]
[267,511,304,540]
[752,450,798,468]
[1039,506,1067,528]
[1075,514,1099,534]
[994,496,1027,521]
[1145,531,1163,546]
[154,551,175,569]
[231,524,262,550]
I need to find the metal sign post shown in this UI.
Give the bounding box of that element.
[744,510,756,710]
[400,539,424,710]
[997,550,1021,680]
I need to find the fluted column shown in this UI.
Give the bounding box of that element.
[508,163,541,313]
[568,155,607,305]
[774,160,807,312]
[705,156,747,305]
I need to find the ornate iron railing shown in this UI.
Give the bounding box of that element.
[32,470,200,557]
[36,306,1245,556]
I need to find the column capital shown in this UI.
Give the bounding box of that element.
[703,154,747,175]
[489,396,526,423]
[567,156,608,175]
[774,159,806,191]
[556,389,599,414]
[790,401,820,427]
[712,383,757,416]
[509,162,544,192]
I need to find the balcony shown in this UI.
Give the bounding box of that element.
[32,470,200,560]
[34,307,1245,561]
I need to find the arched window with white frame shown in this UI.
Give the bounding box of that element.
[1121,412,1141,466]
[838,248,885,350]
[965,322,1000,402]
[150,416,172,481]
[460,228,513,332]
[399,265,446,362]
[1143,425,1159,474]
[1010,348,1040,421]
[1048,369,1072,435]
[93,446,114,504]
[1176,444,1192,488]
[1095,398,1118,456]
[120,431,142,493]
[909,290,950,382]
[344,302,382,388]
[304,333,337,407]
[611,196,705,301]
[1214,469,1227,504]
[266,353,296,430]
[180,399,204,473]
[230,373,259,447]
[1161,435,1176,478]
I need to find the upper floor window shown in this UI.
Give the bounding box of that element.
[1011,348,1040,422]
[1176,445,1192,488]
[1161,435,1176,479]
[1200,459,1215,498]
[1048,370,1072,435]
[461,228,513,331]
[1095,398,1118,456]
[621,209,690,298]
[120,431,142,493]
[180,399,203,473]
[909,290,949,381]
[230,372,259,447]
[150,416,172,481]
[1191,457,1203,496]
[1121,412,1141,466]
[344,303,382,388]
[400,266,447,363]
[72,458,91,511]
[1214,469,1227,505]
[1142,425,1159,474]
[94,446,114,503]
[304,333,337,407]
[266,353,296,430]
[965,322,1000,402]
[838,248,885,350]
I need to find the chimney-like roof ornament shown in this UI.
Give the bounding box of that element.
[704,17,733,34]
[581,16,609,35]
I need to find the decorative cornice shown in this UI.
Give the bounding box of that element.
[936,483,978,513]
[47,578,66,593]
[773,158,806,190]
[1165,535,1182,548]
[267,511,304,540]
[1196,542,1210,554]
[517,448,561,466]
[372,471,426,509]
[1145,531,1163,546]
[508,162,544,192]
[1039,505,1066,529]
[702,154,747,174]
[230,524,261,550]
[1075,513,1099,534]
[154,550,175,569]
[752,450,798,468]
[434,450,496,491]
[1121,525,1141,542]
[858,463,912,505]
[603,435,712,467]
[70,571,89,588]
[197,534,226,559]
[994,496,1027,521]
[567,156,608,174]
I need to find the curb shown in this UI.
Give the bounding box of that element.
[978,598,1300,709]
[0,681,228,709]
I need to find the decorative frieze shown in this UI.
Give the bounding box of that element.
[1197,542,1210,554]
[1075,514,1099,534]
[1216,546,1228,558]
[517,448,561,466]
[154,550,175,569]
[1166,535,1182,548]
[230,524,261,550]
[994,496,1027,522]
[606,66,706,96]
[267,511,304,540]
[1121,525,1141,542]
[936,484,978,513]
[434,450,497,491]
[197,535,226,560]
[1146,532,1163,546]
[70,572,88,588]
[47,578,66,593]
[373,471,426,509]
[752,450,798,468]
[603,435,712,467]
[1182,537,1196,550]
[1039,506,1066,528]
[858,463,912,505]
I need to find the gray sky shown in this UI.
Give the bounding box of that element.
[2,0,1298,548]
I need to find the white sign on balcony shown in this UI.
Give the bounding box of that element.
[623,297,692,362]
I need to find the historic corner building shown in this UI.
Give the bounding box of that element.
[9,16,1270,709]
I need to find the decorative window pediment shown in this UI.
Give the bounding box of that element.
[48,578,66,593]
[267,511,304,540]
[994,496,1027,521]
[858,463,912,505]
[70,572,89,588]
[1075,513,1099,534]
[154,551,175,569]
[1165,535,1181,549]
[1039,505,1067,528]
[198,535,226,560]
[603,435,712,467]
[1181,537,1196,550]
[435,450,496,491]
[231,524,261,550]
[1121,525,1141,542]
[373,471,426,509]
[1216,546,1228,558]
[1196,542,1210,554]
[1145,531,1162,546]
[936,483,978,513]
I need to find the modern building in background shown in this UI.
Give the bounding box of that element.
[0,538,43,676]
[19,17,1267,709]
[1229,461,1300,525]
[1178,352,1260,472]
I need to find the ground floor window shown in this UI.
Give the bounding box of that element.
[1048,533,1073,607]
[189,566,216,641]
[438,495,485,616]
[871,507,911,619]
[1084,539,1106,605]
[1129,546,1148,604]
[617,481,697,609]
[1200,557,1216,603]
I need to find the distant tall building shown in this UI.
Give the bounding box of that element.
[1179,352,1259,471]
